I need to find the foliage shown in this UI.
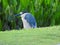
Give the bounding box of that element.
[0,26,60,45]
[0,0,60,31]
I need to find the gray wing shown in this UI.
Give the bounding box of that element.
[24,13,37,28]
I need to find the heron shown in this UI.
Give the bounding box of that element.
[15,11,37,29]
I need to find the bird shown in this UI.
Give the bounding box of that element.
[15,11,37,29]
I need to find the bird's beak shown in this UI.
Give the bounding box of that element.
[15,14,21,17]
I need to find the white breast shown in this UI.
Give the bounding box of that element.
[21,17,31,29]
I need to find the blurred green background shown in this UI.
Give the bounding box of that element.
[0,0,60,31]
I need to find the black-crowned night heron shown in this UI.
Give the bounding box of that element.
[15,11,37,29]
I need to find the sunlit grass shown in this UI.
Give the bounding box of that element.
[0,26,60,45]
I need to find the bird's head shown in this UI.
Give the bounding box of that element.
[15,11,28,17]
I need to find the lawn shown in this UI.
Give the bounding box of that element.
[0,26,60,45]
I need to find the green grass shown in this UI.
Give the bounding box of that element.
[0,26,60,45]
